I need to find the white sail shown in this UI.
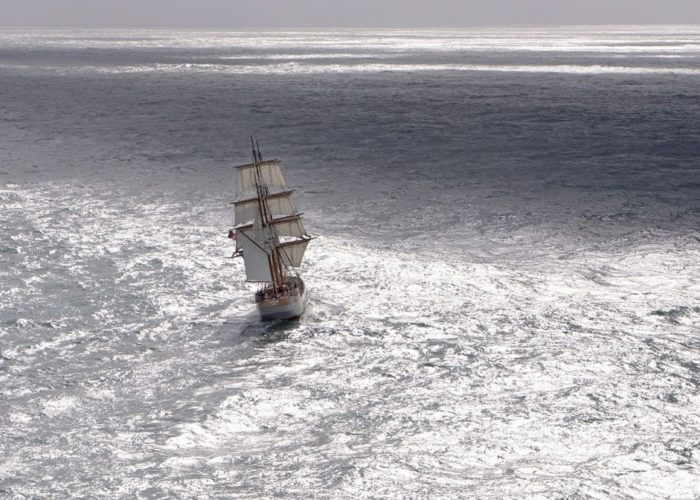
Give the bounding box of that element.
[235,215,305,251]
[234,193,300,251]
[239,218,273,282]
[234,192,297,226]
[231,150,311,287]
[235,160,287,200]
[271,217,306,239]
[234,199,261,227]
[278,239,309,268]
[265,193,297,219]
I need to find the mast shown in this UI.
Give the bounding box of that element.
[251,137,285,289]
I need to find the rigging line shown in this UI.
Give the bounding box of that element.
[233,190,296,205]
[252,137,285,286]
[256,139,263,163]
[250,136,276,283]
[237,226,269,254]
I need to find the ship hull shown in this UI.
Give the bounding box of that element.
[256,277,306,321]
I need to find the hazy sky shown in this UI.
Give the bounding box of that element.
[2,0,700,28]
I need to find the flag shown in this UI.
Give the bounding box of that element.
[228,229,237,240]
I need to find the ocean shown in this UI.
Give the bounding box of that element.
[1,26,699,497]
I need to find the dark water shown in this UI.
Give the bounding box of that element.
[1,27,699,498]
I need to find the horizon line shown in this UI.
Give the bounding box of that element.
[2,23,700,30]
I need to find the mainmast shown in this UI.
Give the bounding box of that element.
[250,137,285,289]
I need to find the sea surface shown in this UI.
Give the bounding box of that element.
[1,26,699,498]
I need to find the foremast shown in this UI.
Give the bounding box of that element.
[232,139,311,289]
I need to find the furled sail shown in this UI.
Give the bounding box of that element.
[238,217,273,282]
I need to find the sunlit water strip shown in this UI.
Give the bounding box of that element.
[1,25,699,76]
[2,62,700,75]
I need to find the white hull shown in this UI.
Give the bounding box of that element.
[256,277,306,321]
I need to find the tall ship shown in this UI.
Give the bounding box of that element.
[229,140,312,321]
